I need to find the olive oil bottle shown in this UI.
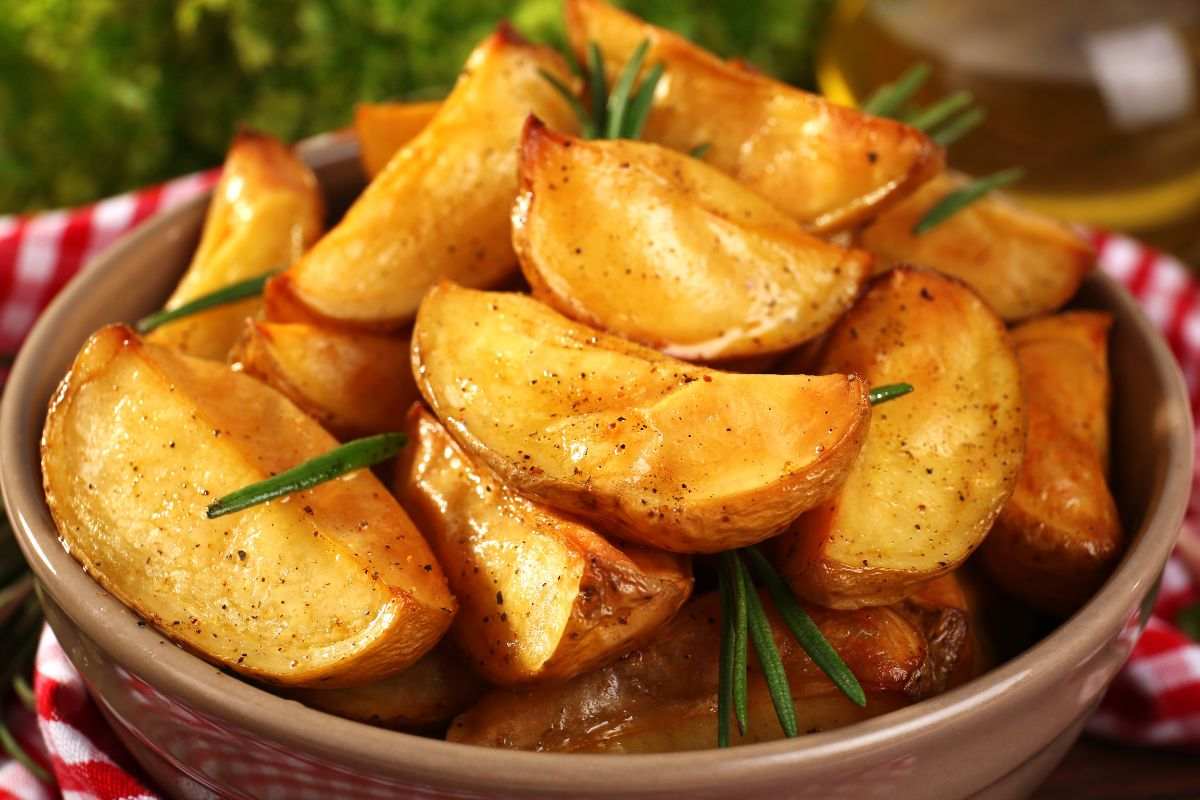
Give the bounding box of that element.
[819,0,1200,260]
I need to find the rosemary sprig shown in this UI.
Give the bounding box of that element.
[914,168,1026,235]
[540,39,664,142]
[689,142,711,159]
[715,549,866,746]
[135,271,276,334]
[743,548,866,707]
[737,556,798,738]
[206,432,407,518]
[868,382,914,406]
[861,63,931,118]
[904,90,974,134]
[930,107,986,148]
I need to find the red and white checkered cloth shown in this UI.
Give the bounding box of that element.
[2,178,1200,799]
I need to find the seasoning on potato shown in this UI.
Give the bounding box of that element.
[412,282,871,554]
[147,130,324,360]
[275,26,580,331]
[41,325,456,687]
[775,268,1026,609]
[513,118,873,362]
[565,0,942,232]
[982,311,1123,615]
[397,405,692,684]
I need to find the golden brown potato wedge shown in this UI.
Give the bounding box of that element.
[448,587,970,751]
[858,172,1095,321]
[397,405,692,684]
[982,312,1123,615]
[775,268,1025,608]
[279,27,579,331]
[229,321,417,440]
[289,643,482,730]
[564,0,941,232]
[513,119,873,361]
[148,131,323,359]
[42,325,455,687]
[354,101,442,179]
[412,283,871,554]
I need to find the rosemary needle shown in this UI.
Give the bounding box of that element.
[744,548,867,707]
[861,63,931,118]
[720,551,749,736]
[206,433,407,518]
[913,168,1025,235]
[622,62,665,140]
[538,69,594,139]
[717,560,736,748]
[906,90,974,133]
[135,271,276,334]
[587,42,609,135]
[606,40,651,139]
[737,555,798,738]
[868,383,914,406]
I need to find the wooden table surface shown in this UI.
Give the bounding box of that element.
[1035,736,1199,799]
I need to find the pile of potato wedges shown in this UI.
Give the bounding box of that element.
[40,0,1122,753]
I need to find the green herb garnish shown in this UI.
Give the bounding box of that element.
[716,549,866,746]
[689,142,712,159]
[135,271,277,334]
[0,594,48,783]
[540,39,665,142]
[861,63,931,118]
[904,90,974,135]
[12,674,35,711]
[868,382,914,406]
[913,168,1026,235]
[930,107,986,148]
[206,432,407,519]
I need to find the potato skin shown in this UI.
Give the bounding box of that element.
[279,26,580,330]
[354,101,441,179]
[775,268,1025,608]
[564,0,941,233]
[412,283,871,554]
[148,130,323,359]
[858,172,1094,321]
[448,587,971,751]
[982,312,1122,615]
[513,119,872,361]
[229,321,418,440]
[42,325,455,687]
[396,405,692,684]
[289,643,482,730]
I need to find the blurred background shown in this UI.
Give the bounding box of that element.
[2,0,1199,261]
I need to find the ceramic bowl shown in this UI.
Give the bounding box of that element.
[1,135,1193,800]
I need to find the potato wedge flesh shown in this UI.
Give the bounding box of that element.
[983,312,1122,615]
[290,644,482,730]
[281,29,579,329]
[564,0,941,232]
[858,172,1094,321]
[148,131,323,359]
[513,121,872,360]
[413,283,870,553]
[42,325,454,687]
[229,321,418,440]
[354,101,441,179]
[397,405,692,684]
[448,589,961,752]
[777,268,1025,608]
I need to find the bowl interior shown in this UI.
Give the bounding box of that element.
[0,136,1192,795]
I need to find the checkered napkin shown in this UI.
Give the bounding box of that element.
[2,177,1199,798]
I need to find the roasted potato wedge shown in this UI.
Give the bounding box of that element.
[564,0,942,232]
[148,131,323,359]
[278,27,579,330]
[354,101,441,179]
[513,119,873,361]
[41,325,455,687]
[858,172,1094,321]
[229,321,418,440]
[775,268,1025,608]
[412,283,871,554]
[397,405,692,684]
[289,643,482,730]
[448,587,970,751]
[982,312,1122,615]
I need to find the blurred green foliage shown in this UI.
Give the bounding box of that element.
[0,0,833,213]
